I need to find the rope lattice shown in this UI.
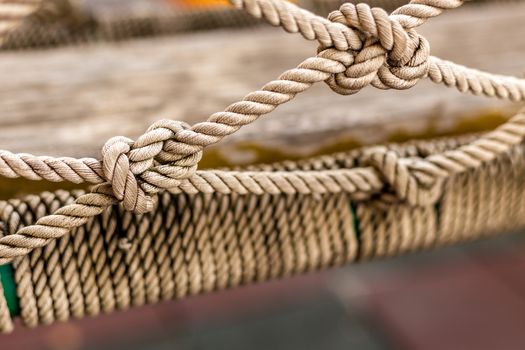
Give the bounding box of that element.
[3,137,525,329]
[0,0,41,46]
[0,0,524,266]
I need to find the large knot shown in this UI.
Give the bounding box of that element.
[363,147,447,206]
[100,120,202,214]
[102,136,153,213]
[323,3,430,95]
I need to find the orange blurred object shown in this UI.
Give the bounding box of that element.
[167,0,232,8]
[167,0,296,9]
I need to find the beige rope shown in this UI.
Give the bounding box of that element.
[3,135,525,331]
[365,112,525,205]
[0,0,41,46]
[234,0,525,99]
[3,189,357,327]
[0,207,14,331]
[0,282,13,332]
[0,0,524,265]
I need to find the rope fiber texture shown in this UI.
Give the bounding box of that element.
[0,0,41,46]
[0,0,524,264]
[1,136,525,330]
[0,0,525,332]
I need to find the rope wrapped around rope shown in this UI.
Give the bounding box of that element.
[0,0,524,265]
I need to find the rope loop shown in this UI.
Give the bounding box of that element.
[323,3,430,95]
[377,31,430,89]
[101,136,153,213]
[364,147,446,206]
[101,120,202,214]
[1,0,525,270]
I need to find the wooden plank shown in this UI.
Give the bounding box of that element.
[0,1,523,165]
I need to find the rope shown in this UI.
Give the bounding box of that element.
[2,136,525,330]
[0,0,41,46]
[0,0,523,266]
[3,189,356,327]
[0,281,13,332]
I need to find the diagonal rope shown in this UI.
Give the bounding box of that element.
[0,0,524,264]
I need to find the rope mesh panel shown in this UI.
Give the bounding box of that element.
[1,137,525,330]
[3,191,355,327]
[1,0,525,333]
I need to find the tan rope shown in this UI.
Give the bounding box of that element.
[233,0,525,98]
[0,206,14,331]
[0,0,42,46]
[0,281,13,332]
[3,135,525,331]
[2,189,354,327]
[365,112,525,205]
[0,0,524,265]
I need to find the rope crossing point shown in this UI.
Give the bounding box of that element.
[0,0,524,265]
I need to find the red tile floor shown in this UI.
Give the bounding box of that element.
[2,230,525,350]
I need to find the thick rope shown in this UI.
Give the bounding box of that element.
[232,0,525,99]
[3,139,525,330]
[0,0,42,46]
[1,189,358,329]
[0,1,521,186]
[0,0,524,264]
[0,281,13,332]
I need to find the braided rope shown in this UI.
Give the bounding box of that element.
[0,0,523,264]
[3,140,525,330]
[0,282,12,332]
[233,0,525,98]
[0,0,41,46]
[365,112,525,205]
[0,189,358,329]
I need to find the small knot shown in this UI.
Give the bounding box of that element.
[376,31,430,90]
[323,39,385,95]
[102,136,154,214]
[363,147,446,206]
[324,3,430,95]
[100,120,202,214]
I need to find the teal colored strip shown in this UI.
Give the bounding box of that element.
[0,264,19,316]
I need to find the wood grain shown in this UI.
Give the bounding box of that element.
[0,1,523,163]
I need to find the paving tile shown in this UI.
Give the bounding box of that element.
[362,254,525,350]
[0,272,332,350]
[132,295,390,350]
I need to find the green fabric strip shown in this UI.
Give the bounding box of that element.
[0,264,19,316]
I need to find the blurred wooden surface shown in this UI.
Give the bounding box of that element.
[0,1,524,164]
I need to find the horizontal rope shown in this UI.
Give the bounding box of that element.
[0,0,41,47]
[3,141,525,330]
[0,0,523,265]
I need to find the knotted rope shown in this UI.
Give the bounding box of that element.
[0,0,524,264]
[324,3,432,94]
[0,0,42,46]
[99,120,201,214]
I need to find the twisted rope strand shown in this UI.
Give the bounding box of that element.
[366,110,525,205]
[0,0,524,264]
[0,0,522,187]
[0,0,41,46]
[234,0,525,99]
[0,0,522,188]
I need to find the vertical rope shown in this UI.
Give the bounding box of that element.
[0,266,14,332]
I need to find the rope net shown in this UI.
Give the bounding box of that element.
[0,0,524,332]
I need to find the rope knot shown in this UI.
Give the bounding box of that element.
[324,3,430,95]
[102,136,153,214]
[101,120,202,214]
[364,147,446,206]
[377,31,430,90]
